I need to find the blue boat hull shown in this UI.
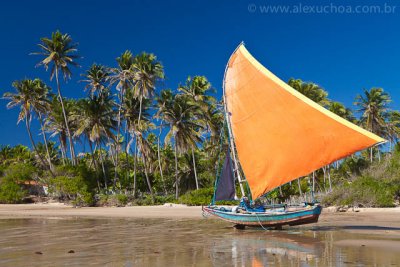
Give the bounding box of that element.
[202,205,322,228]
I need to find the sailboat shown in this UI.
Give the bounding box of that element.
[202,43,385,229]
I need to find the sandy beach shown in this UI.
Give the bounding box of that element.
[0,204,399,230]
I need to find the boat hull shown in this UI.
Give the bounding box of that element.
[202,205,322,228]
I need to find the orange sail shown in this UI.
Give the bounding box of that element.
[224,44,385,200]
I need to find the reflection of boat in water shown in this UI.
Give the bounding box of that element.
[210,231,322,266]
[203,43,385,229]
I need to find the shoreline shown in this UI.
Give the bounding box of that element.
[0,204,399,228]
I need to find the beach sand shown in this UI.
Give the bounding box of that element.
[0,204,399,235]
[0,204,399,225]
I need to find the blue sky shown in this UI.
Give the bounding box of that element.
[0,0,399,148]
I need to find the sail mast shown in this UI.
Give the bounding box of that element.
[223,43,246,198]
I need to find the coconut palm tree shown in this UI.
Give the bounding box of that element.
[178,76,214,110]
[385,110,400,149]
[355,88,391,135]
[131,52,164,126]
[45,96,75,164]
[73,92,117,190]
[288,78,329,107]
[155,90,175,194]
[124,52,163,195]
[109,51,135,190]
[158,93,203,198]
[3,79,50,170]
[328,101,355,122]
[25,80,54,171]
[178,76,213,189]
[355,88,391,161]
[32,30,80,165]
[135,120,156,197]
[81,64,110,97]
[122,88,152,196]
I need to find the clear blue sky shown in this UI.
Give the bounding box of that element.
[1,0,399,148]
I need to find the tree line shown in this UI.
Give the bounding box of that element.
[1,31,399,205]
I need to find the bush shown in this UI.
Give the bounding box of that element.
[0,163,36,204]
[322,175,396,207]
[49,175,94,206]
[4,163,37,183]
[0,178,27,203]
[96,194,129,207]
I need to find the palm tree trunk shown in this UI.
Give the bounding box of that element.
[174,139,179,199]
[157,126,167,195]
[297,179,302,196]
[378,147,381,162]
[141,155,154,197]
[124,124,131,190]
[38,114,53,171]
[191,147,199,190]
[312,172,316,198]
[89,141,101,192]
[59,136,66,165]
[96,142,108,191]
[370,147,373,162]
[133,136,138,198]
[132,96,144,198]
[25,114,50,173]
[327,165,332,192]
[55,67,76,165]
[113,91,124,193]
[322,166,327,193]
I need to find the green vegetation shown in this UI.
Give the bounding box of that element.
[1,31,399,207]
[322,149,400,207]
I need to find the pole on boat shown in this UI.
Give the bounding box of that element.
[222,42,246,198]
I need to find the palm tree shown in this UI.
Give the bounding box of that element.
[45,96,75,164]
[128,52,163,196]
[27,79,54,171]
[178,76,213,189]
[122,88,151,196]
[131,52,164,126]
[81,64,109,97]
[355,88,391,135]
[155,90,175,194]
[73,92,117,190]
[3,79,50,170]
[158,93,203,198]
[385,110,400,149]
[288,78,329,106]
[178,76,214,110]
[136,120,156,197]
[354,88,391,161]
[110,51,135,190]
[328,101,355,122]
[32,30,80,165]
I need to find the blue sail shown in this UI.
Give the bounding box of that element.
[214,149,236,201]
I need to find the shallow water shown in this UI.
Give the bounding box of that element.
[0,217,399,267]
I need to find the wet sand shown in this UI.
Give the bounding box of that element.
[0,204,399,231]
[0,204,399,266]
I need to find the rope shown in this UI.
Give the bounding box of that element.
[254,213,269,231]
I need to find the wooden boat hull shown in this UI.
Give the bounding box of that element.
[202,205,322,228]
